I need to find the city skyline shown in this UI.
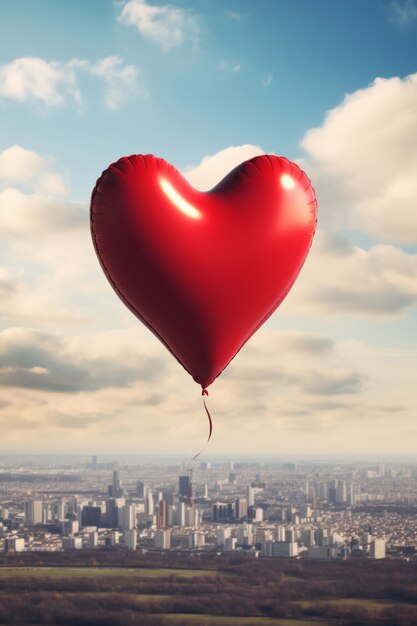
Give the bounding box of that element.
[0,0,416,456]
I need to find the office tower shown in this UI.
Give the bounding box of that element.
[81,505,102,527]
[336,480,347,504]
[203,483,209,499]
[177,502,186,526]
[252,507,263,522]
[238,523,253,546]
[24,500,43,526]
[200,461,211,470]
[56,500,66,522]
[229,472,236,484]
[92,456,98,469]
[247,485,255,507]
[185,505,199,527]
[328,482,337,505]
[370,538,386,559]
[179,474,192,504]
[88,531,98,548]
[157,499,167,529]
[106,498,125,528]
[42,503,52,524]
[145,490,154,516]
[212,502,234,522]
[119,504,136,530]
[136,481,145,499]
[154,529,171,549]
[109,470,124,498]
[167,504,175,527]
[234,498,248,520]
[125,529,137,550]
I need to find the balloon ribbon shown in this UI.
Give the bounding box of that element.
[192,389,213,460]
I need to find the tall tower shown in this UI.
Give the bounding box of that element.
[179,470,192,505]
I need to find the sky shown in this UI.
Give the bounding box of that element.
[0,0,416,459]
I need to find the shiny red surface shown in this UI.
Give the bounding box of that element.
[90,154,317,389]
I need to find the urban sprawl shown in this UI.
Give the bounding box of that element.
[1,457,416,561]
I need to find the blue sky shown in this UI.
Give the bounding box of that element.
[2,0,417,197]
[0,0,416,457]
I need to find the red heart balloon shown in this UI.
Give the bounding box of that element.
[90,154,317,389]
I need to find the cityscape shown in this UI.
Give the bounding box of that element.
[1,456,416,561]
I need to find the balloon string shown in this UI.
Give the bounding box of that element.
[191,389,213,460]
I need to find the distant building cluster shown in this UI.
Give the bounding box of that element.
[1,457,416,561]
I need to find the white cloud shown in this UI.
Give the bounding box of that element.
[183,144,265,191]
[0,145,45,184]
[117,0,199,50]
[218,60,242,73]
[301,72,417,244]
[0,57,85,106]
[0,56,142,110]
[285,232,417,317]
[0,188,84,237]
[389,0,417,26]
[261,73,273,87]
[89,56,144,110]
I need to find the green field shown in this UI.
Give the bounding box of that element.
[161,616,326,625]
[0,555,415,625]
[0,565,219,579]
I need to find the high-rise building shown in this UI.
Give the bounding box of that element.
[177,502,186,526]
[185,505,199,527]
[157,499,167,529]
[24,500,43,526]
[136,481,145,499]
[370,538,385,559]
[106,498,125,528]
[125,529,137,550]
[81,505,102,527]
[336,480,347,504]
[179,474,192,505]
[247,485,255,507]
[216,527,231,546]
[145,490,154,516]
[235,498,248,520]
[109,470,124,498]
[212,502,234,522]
[55,500,66,522]
[119,504,136,530]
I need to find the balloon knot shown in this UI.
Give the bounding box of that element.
[202,388,209,396]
